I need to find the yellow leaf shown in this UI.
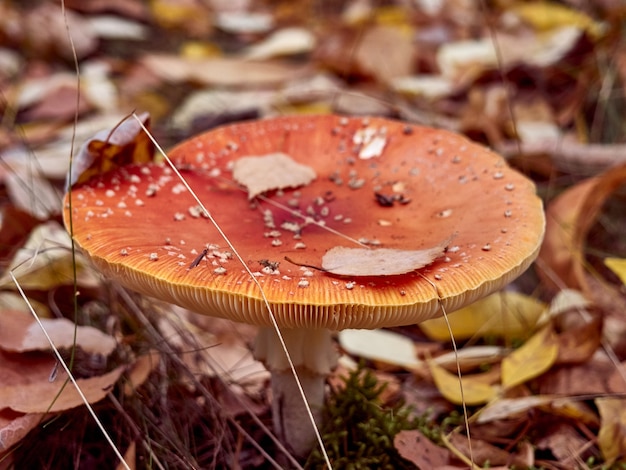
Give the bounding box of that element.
[512,2,605,39]
[605,257,626,286]
[501,325,559,389]
[429,361,497,406]
[596,397,626,464]
[419,291,546,341]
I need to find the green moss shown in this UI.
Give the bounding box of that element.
[305,365,450,469]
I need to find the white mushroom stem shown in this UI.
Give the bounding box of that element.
[254,326,338,458]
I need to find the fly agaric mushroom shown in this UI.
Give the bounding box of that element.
[63,115,545,458]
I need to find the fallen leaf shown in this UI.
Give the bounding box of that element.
[512,2,606,39]
[596,397,626,464]
[501,325,559,389]
[431,345,507,372]
[536,422,591,465]
[419,291,545,341]
[554,309,602,364]
[0,350,124,413]
[338,329,421,369]
[232,153,317,199]
[0,206,41,264]
[244,27,316,60]
[68,112,153,188]
[5,166,62,219]
[321,241,449,276]
[477,395,558,424]
[0,410,45,451]
[123,351,160,396]
[0,311,116,356]
[539,353,621,395]
[352,24,414,85]
[429,361,497,406]
[605,257,626,285]
[394,429,449,469]
[448,432,533,468]
[0,221,98,289]
[140,55,310,87]
[538,162,626,302]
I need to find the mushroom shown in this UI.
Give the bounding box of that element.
[63,115,545,458]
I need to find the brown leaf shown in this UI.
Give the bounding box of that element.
[536,422,592,465]
[68,113,153,187]
[233,153,317,199]
[0,311,116,356]
[554,310,602,364]
[538,162,626,308]
[0,350,124,413]
[538,353,617,395]
[321,240,449,276]
[394,429,449,469]
[0,409,45,451]
[448,432,533,468]
[0,206,41,264]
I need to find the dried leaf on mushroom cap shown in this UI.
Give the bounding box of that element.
[321,239,450,276]
[232,152,316,199]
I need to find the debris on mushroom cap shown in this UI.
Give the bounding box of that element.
[63,115,545,331]
[233,152,317,199]
[321,242,450,276]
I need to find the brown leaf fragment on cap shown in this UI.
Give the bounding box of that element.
[321,238,450,276]
[232,152,316,199]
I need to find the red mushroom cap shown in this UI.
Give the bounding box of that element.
[63,115,545,329]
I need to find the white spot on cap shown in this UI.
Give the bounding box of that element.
[105,189,115,198]
[214,266,227,275]
[149,253,158,261]
[298,279,309,288]
[345,281,355,290]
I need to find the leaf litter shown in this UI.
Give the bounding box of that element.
[321,241,450,276]
[2,0,626,467]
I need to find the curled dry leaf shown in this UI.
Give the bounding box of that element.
[0,311,116,356]
[321,239,449,276]
[537,162,626,309]
[232,153,316,199]
[68,112,152,188]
